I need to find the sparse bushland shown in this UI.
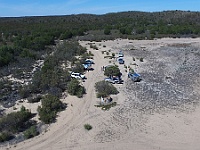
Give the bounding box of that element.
[0,106,34,142]
[95,81,119,98]
[0,41,89,142]
[56,41,87,62]
[1,10,200,144]
[30,56,70,95]
[28,41,87,96]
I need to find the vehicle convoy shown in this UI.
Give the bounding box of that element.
[71,72,86,79]
[128,72,141,82]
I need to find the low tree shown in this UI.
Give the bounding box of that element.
[95,81,119,98]
[67,79,86,98]
[104,65,121,77]
[38,94,64,124]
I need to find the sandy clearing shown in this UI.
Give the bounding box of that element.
[3,38,200,150]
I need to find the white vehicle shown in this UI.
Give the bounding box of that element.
[71,72,86,79]
[104,76,123,84]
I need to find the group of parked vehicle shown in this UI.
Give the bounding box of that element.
[104,51,141,84]
[70,59,94,80]
[70,51,141,83]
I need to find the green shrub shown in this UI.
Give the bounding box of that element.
[104,65,121,77]
[112,53,115,57]
[129,68,134,73]
[72,62,85,73]
[139,58,144,62]
[104,28,111,35]
[19,86,31,99]
[102,51,106,54]
[0,132,13,142]
[84,124,92,130]
[67,79,86,98]
[24,125,39,139]
[89,44,98,50]
[88,51,94,56]
[20,49,36,59]
[38,94,64,124]
[0,106,32,133]
[95,81,119,98]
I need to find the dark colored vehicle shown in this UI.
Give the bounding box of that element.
[128,72,141,82]
[118,58,124,64]
[85,59,94,64]
[71,72,86,79]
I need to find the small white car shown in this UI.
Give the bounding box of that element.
[71,72,86,79]
[104,76,123,84]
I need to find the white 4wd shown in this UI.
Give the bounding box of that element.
[71,72,86,79]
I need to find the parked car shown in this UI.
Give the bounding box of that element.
[85,59,94,64]
[118,51,124,57]
[71,72,86,79]
[128,72,141,82]
[112,76,123,83]
[104,77,115,84]
[118,58,124,64]
[104,76,123,84]
[82,63,91,70]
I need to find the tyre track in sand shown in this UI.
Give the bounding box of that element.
[10,48,105,150]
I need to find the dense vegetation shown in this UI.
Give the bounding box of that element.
[1,11,200,45]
